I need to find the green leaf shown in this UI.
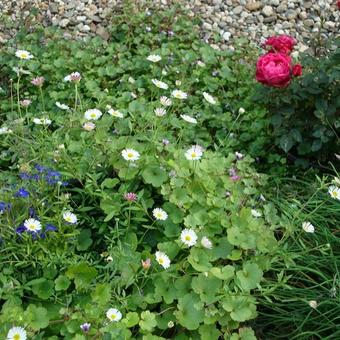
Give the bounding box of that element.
[236,263,263,291]
[198,324,222,340]
[24,304,49,330]
[142,165,168,187]
[122,312,140,328]
[101,178,120,189]
[66,263,98,290]
[54,275,71,291]
[188,248,212,272]
[191,274,222,303]
[92,283,111,305]
[279,134,294,153]
[221,295,257,322]
[31,279,54,300]
[175,293,204,330]
[139,311,157,332]
[210,265,235,280]
[76,229,93,251]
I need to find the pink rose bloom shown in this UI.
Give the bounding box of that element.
[292,64,302,77]
[264,35,296,54]
[256,53,292,88]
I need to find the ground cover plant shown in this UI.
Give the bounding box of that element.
[0,2,339,339]
[0,4,284,339]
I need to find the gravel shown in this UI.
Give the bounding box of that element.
[0,0,339,52]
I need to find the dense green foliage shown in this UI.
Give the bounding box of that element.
[0,3,339,340]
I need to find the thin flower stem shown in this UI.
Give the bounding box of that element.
[74,83,78,112]
[39,86,46,112]
[16,73,22,118]
[10,79,14,114]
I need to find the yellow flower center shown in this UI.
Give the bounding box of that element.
[191,152,197,158]
[185,235,191,241]
[159,258,164,264]
[90,113,96,118]
[28,224,35,230]
[127,153,134,158]
[14,334,21,340]
[110,314,116,320]
[331,191,338,197]
[21,53,28,58]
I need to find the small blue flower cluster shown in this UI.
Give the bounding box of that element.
[19,164,68,186]
[0,201,11,213]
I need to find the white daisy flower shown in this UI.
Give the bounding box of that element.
[155,251,171,269]
[152,208,168,221]
[106,308,122,322]
[151,79,169,90]
[15,50,33,60]
[328,186,340,201]
[171,89,188,100]
[180,114,197,124]
[55,102,70,110]
[333,177,340,186]
[122,149,140,162]
[180,228,198,247]
[24,218,42,232]
[0,126,12,134]
[175,80,182,86]
[147,54,162,62]
[203,92,217,105]
[83,122,96,131]
[251,209,262,218]
[201,236,213,249]
[185,145,203,161]
[7,326,27,340]
[63,211,77,224]
[33,118,51,125]
[160,96,172,107]
[238,107,246,114]
[84,109,102,121]
[302,221,315,233]
[108,109,124,118]
[154,108,167,117]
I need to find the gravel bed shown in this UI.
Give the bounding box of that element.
[0,0,339,51]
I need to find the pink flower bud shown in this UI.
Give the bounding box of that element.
[141,258,151,270]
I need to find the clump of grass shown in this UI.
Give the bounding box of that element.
[254,175,340,339]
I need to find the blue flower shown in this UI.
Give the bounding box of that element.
[35,164,46,173]
[29,207,37,218]
[14,187,30,198]
[45,224,58,232]
[31,174,40,181]
[19,172,31,180]
[0,202,11,213]
[16,225,26,234]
